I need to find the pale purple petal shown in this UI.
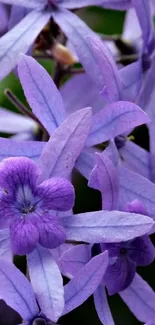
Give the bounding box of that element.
[89,153,119,210]
[119,60,142,102]
[8,5,30,30]
[40,107,92,179]
[119,167,155,219]
[94,282,115,325]
[104,257,136,295]
[120,273,155,322]
[0,0,45,9]
[100,0,131,10]
[61,0,108,8]
[0,138,44,162]
[35,177,75,211]
[52,9,105,90]
[86,101,150,146]
[86,36,122,101]
[0,9,52,81]
[27,245,64,322]
[61,73,106,116]
[119,140,150,179]
[60,244,91,277]
[0,107,36,133]
[63,251,108,315]
[131,0,154,51]
[18,55,66,134]
[75,147,96,180]
[0,260,39,320]
[0,229,12,262]
[62,210,154,243]
[10,218,39,255]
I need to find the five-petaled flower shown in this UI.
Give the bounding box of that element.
[0,157,74,255]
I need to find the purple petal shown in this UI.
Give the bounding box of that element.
[86,101,150,146]
[61,0,108,8]
[119,60,142,102]
[0,137,44,162]
[119,140,150,179]
[128,235,155,266]
[40,107,92,179]
[104,256,136,295]
[0,0,45,9]
[0,157,40,192]
[61,73,106,116]
[62,210,154,243]
[100,0,131,10]
[52,9,105,90]
[32,213,66,249]
[0,107,36,134]
[35,177,75,211]
[0,260,39,320]
[94,282,115,325]
[123,8,141,43]
[131,0,154,51]
[120,273,155,322]
[63,251,108,315]
[60,244,91,277]
[0,4,9,36]
[0,9,52,81]
[0,229,12,262]
[75,147,96,180]
[18,55,66,134]
[27,245,64,322]
[8,5,29,30]
[119,167,155,219]
[10,218,39,255]
[86,36,122,101]
[89,153,119,210]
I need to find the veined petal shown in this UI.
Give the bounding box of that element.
[119,167,155,219]
[119,140,150,179]
[60,0,109,8]
[0,138,44,162]
[89,153,119,210]
[40,107,92,179]
[0,260,39,320]
[18,55,66,134]
[86,101,150,146]
[60,244,91,277]
[62,210,154,243]
[0,9,52,81]
[86,36,122,101]
[94,282,115,325]
[0,229,12,262]
[120,273,155,322]
[63,251,108,315]
[0,0,46,9]
[27,245,64,322]
[35,177,75,211]
[52,8,105,90]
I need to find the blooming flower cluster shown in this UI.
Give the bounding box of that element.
[0,1,155,325]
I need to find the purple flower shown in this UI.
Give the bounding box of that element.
[102,200,155,295]
[0,156,74,255]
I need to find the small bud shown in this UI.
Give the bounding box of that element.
[51,43,76,65]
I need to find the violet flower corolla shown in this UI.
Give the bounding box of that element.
[0,252,110,324]
[59,150,155,324]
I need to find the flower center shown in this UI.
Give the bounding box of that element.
[21,205,35,215]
